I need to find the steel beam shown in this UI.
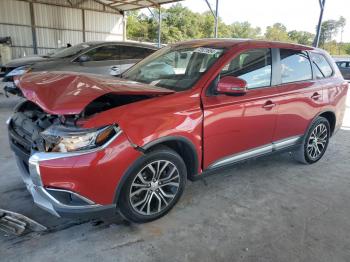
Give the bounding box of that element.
[214,0,218,38]
[148,7,162,47]
[29,2,38,54]
[158,7,162,47]
[313,0,326,47]
[204,0,219,38]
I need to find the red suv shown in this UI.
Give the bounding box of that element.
[8,39,348,223]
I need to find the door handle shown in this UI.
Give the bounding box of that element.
[262,101,276,109]
[311,92,322,100]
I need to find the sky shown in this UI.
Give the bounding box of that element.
[163,0,350,42]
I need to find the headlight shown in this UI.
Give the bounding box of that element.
[6,66,31,77]
[41,125,120,153]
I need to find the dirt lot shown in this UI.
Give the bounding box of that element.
[1,90,350,262]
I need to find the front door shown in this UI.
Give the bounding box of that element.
[202,48,278,169]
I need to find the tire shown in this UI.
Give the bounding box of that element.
[118,147,187,223]
[293,116,330,164]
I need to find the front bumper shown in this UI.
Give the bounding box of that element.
[14,154,116,219]
[8,115,142,218]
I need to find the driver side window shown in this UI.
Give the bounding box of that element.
[221,48,272,89]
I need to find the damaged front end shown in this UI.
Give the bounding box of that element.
[7,72,173,218]
[7,100,130,218]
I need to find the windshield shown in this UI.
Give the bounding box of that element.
[122,45,225,91]
[50,43,91,58]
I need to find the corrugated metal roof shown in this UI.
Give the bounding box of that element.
[34,4,83,30]
[85,10,123,33]
[96,0,183,11]
[0,0,31,25]
[22,0,183,12]
[36,28,84,48]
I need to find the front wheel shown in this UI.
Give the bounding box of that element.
[293,116,330,164]
[118,147,187,223]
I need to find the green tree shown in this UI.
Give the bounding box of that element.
[288,30,315,45]
[230,21,261,39]
[264,23,289,41]
[319,17,346,46]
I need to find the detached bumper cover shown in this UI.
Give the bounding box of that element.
[14,155,116,218]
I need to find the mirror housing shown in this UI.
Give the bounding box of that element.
[78,55,91,63]
[216,76,247,95]
[109,65,121,77]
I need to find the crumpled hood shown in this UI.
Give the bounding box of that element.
[17,71,174,115]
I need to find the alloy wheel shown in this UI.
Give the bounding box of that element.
[306,123,328,160]
[129,160,180,216]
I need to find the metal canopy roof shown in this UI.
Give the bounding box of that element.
[98,0,183,12]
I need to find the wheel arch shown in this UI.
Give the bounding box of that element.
[318,110,336,136]
[113,136,200,204]
[142,136,199,180]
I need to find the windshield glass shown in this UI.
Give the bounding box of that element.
[50,43,91,58]
[122,45,225,91]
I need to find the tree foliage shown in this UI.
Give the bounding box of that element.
[264,23,289,41]
[126,4,349,55]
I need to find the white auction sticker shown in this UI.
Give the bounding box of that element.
[193,47,220,55]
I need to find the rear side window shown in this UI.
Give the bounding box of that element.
[221,48,272,89]
[120,46,154,60]
[85,45,120,61]
[310,52,333,79]
[280,49,312,84]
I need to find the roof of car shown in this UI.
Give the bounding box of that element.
[172,38,315,51]
[83,41,159,49]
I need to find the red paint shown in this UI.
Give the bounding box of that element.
[39,132,142,204]
[17,71,174,115]
[17,39,348,205]
[216,76,247,95]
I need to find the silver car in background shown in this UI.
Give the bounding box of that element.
[2,41,158,95]
[336,61,350,80]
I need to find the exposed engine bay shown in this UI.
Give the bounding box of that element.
[8,93,152,155]
[82,93,151,117]
[9,101,59,153]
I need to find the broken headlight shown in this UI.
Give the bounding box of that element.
[41,125,120,153]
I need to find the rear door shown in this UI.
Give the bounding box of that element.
[202,48,278,168]
[272,49,326,142]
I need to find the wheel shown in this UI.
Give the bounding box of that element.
[293,116,330,164]
[118,147,187,223]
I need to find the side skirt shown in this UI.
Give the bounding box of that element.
[192,136,302,180]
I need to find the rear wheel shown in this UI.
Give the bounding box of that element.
[293,116,330,164]
[118,147,187,223]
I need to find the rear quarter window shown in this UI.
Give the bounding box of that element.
[310,52,333,79]
[120,46,155,60]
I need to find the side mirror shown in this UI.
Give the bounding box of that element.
[78,55,91,63]
[217,76,247,95]
[109,65,121,77]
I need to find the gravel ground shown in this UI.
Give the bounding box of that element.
[0,90,349,262]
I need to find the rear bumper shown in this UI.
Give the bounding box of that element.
[14,155,116,219]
